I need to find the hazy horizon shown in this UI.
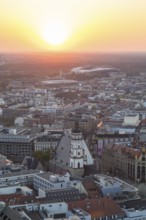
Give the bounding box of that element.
[1,51,146,56]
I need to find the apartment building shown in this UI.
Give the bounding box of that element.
[102,143,146,183]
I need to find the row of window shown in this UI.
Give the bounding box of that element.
[0,212,11,220]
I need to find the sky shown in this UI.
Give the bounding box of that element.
[0,0,146,53]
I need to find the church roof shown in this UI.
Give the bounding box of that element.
[54,133,71,167]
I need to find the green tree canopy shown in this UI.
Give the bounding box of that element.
[33,149,52,169]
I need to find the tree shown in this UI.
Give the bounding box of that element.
[33,149,52,170]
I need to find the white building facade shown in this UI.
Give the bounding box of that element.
[69,123,94,177]
[33,172,79,191]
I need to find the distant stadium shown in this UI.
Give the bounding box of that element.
[41,79,78,86]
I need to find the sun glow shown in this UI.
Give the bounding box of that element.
[1,0,146,52]
[42,21,69,46]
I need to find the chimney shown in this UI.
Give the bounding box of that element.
[86,203,90,209]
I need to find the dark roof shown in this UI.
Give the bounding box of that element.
[0,206,23,220]
[39,187,81,202]
[25,157,39,170]
[82,180,101,197]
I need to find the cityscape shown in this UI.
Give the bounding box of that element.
[0,1,146,220]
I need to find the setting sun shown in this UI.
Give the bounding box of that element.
[41,21,69,46]
[1,0,146,52]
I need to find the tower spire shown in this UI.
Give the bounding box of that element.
[72,121,81,134]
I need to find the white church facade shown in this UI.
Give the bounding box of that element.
[50,122,94,177]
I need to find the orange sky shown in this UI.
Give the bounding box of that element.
[0,0,146,53]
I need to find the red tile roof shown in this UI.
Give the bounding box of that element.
[105,144,141,158]
[68,197,124,218]
[0,193,37,205]
[82,180,101,197]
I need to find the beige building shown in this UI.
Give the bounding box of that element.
[64,118,96,133]
[102,143,146,183]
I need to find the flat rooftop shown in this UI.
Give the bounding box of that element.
[124,207,146,218]
[0,169,43,179]
[0,181,20,188]
[35,172,66,182]
[94,174,138,192]
[0,134,35,142]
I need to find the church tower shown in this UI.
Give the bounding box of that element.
[52,121,94,178]
[69,122,84,177]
